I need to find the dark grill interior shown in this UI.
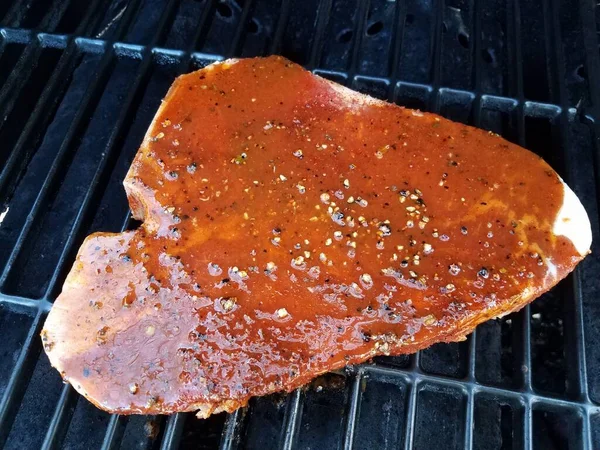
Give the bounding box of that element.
[0,0,599,448]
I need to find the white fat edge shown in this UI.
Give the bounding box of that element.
[542,257,559,287]
[553,177,592,256]
[321,78,389,110]
[205,58,240,71]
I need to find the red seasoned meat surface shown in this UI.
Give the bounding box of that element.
[41,56,591,418]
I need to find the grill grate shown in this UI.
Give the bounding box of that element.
[0,0,599,448]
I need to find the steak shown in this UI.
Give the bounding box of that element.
[41,56,591,418]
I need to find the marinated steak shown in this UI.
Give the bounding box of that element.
[41,56,592,418]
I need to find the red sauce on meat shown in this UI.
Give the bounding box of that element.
[42,56,585,417]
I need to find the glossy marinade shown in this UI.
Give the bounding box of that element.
[42,56,589,417]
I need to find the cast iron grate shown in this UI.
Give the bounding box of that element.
[0,0,599,448]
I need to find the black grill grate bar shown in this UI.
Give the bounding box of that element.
[306,0,333,69]
[579,1,600,122]
[467,332,477,381]
[218,407,245,450]
[0,40,81,209]
[509,8,535,450]
[43,49,156,298]
[106,0,147,44]
[70,0,108,38]
[463,383,475,450]
[581,403,595,450]
[428,0,445,113]
[0,29,6,54]
[100,414,127,450]
[0,309,44,447]
[0,38,40,117]
[0,292,50,311]
[160,413,187,450]
[0,0,34,28]
[0,46,116,291]
[281,388,303,450]
[471,0,483,128]
[186,0,218,55]
[268,0,291,55]
[362,365,600,413]
[146,0,185,50]
[34,0,74,34]
[547,0,591,404]
[523,397,533,450]
[577,0,600,293]
[545,4,596,446]
[385,0,406,102]
[510,0,526,147]
[402,379,419,450]
[341,372,362,449]
[345,0,369,81]
[0,27,31,45]
[53,44,189,450]
[464,333,478,449]
[507,0,534,398]
[0,0,181,297]
[226,0,256,59]
[40,384,78,450]
[0,27,584,116]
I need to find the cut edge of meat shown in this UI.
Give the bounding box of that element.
[554,178,592,256]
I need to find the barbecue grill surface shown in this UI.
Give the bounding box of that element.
[0,1,599,449]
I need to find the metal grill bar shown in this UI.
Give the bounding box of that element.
[523,396,532,450]
[362,365,599,414]
[0,41,80,200]
[0,39,40,118]
[226,0,255,58]
[547,0,589,401]
[269,0,291,55]
[36,0,74,33]
[160,413,186,450]
[0,310,44,448]
[187,0,218,54]
[341,372,361,450]
[428,0,444,113]
[100,415,127,450]
[281,389,303,450]
[346,0,369,82]
[402,379,419,450]
[0,28,582,114]
[545,2,595,447]
[306,0,333,69]
[1,0,33,28]
[0,46,115,290]
[464,332,477,450]
[510,6,535,449]
[40,384,78,450]
[44,48,154,298]
[218,407,245,450]
[0,293,47,311]
[465,7,481,427]
[386,0,405,102]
